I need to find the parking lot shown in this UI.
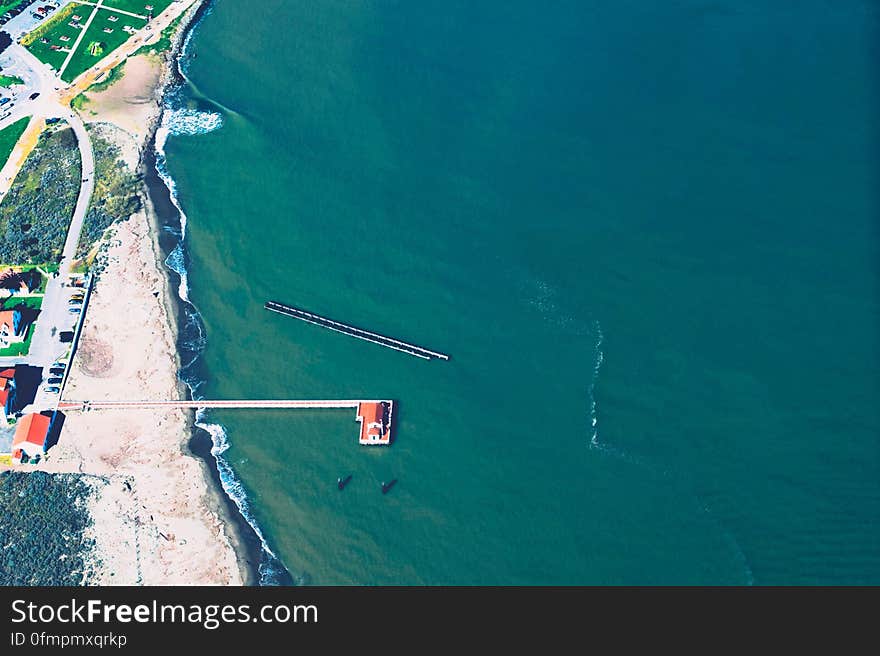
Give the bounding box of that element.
[1,1,64,39]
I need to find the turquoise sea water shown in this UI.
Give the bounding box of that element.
[162,0,880,584]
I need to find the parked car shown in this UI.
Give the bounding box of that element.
[49,367,65,376]
[47,377,62,385]
[68,298,82,305]
[51,361,67,369]
[29,92,39,100]
[68,306,81,314]
[44,386,60,394]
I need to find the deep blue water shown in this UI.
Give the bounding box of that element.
[160,0,880,584]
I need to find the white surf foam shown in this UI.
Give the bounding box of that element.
[194,411,287,584]
[588,320,604,447]
[152,12,288,583]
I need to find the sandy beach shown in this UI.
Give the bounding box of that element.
[39,205,244,585]
[31,1,249,585]
[78,54,163,145]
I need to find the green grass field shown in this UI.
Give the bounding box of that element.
[0,75,24,87]
[23,3,88,73]
[0,116,30,170]
[0,0,28,14]
[61,9,148,82]
[0,295,43,311]
[0,322,35,357]
[102,0,174,16]
[24,3,152,82]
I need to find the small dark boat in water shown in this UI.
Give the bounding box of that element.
[381,479,397,495]
[338,475,352,490]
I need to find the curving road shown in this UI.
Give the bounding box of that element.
[0,43,95,415]
[0,0,202,412]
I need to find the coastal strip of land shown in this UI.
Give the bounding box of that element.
[0,0,252,585]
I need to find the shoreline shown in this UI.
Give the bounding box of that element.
[138,0,290,586]
[2,0,287,585]
[30,0,259,585]
[139,141,265,587]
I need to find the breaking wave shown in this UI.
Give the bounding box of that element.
[588,320,604,447]
[193,413,292,585]
[151,3,290,586]
[582,324,753,584]
[161,107,223,137]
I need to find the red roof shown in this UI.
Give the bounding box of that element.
[0,310,15,330]
[357,402,391,444]
[12,413,51,449]
[0,368,15,380]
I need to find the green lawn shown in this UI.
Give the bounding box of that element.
[24,1,172,82]
[0,322,35,357]
[61,9,148,82]
[102,0,174,15]
[23,3,89,73]
[0,294,44,358]
[0,295,43,311]
[0,75,24,87]
[0,1,28,13]
[0,116,30,171]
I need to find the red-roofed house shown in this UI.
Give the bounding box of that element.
[356,401,392,445]
[11,413,52,464]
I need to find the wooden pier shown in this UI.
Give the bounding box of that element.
[265,300,450,361]
[56,399,396,445]
[57,399,370,410]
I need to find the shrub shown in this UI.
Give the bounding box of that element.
[0,471,97,585]
[76,127,141,259]
[0,127,81,264]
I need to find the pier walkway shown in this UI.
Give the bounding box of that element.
[57,399,397,445]
[265,300,450,361]
[57,399,379,411]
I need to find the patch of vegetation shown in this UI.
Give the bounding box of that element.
[87,60,126,93]
[133,9,183,56]
[0,127,81,264]
[0,116,29,170]
[0,74,23,87]
[1,295,43,311]
[0,0,28,14]
[76,127,141,258]
[71,258,91,274]
[71,92,90,111]
[0,322,34,356]
[0,471,96,586]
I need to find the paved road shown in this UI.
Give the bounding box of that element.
[0,43,94,412]
[0,0,201,413]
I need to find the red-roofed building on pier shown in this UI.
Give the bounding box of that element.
[356,401,393,445]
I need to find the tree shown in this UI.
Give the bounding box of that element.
[0,269,23,294]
